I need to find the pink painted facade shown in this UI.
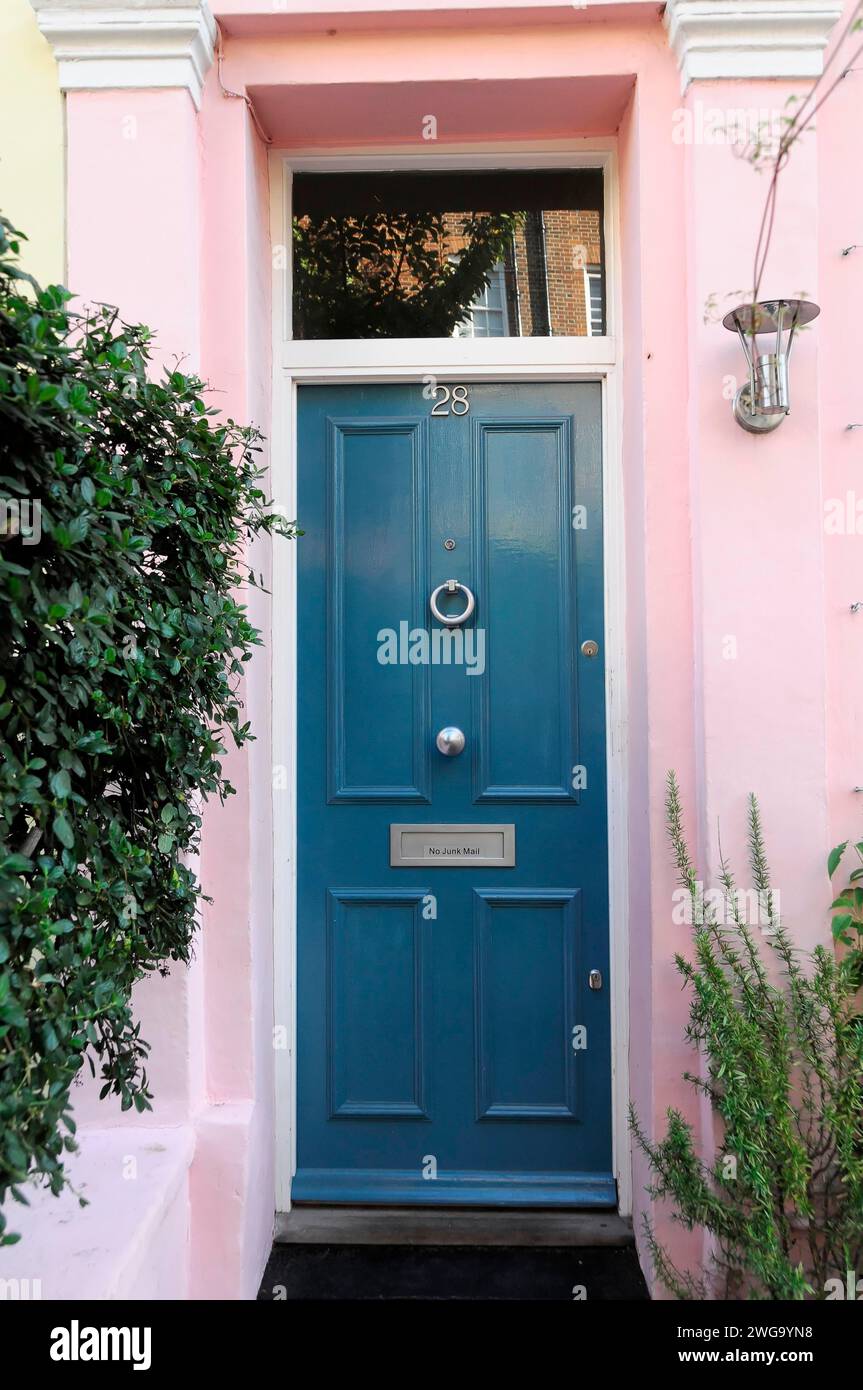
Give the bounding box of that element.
[3,0,860,1299]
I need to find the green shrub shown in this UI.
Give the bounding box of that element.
[828,838,863,1000]
[631,772,863,1299]
[0,216,294,1244]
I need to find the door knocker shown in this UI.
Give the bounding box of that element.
[429,580,476,628]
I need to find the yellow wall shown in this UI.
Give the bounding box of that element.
[0,0,64,285]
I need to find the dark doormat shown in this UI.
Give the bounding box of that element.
[257,1243,649,1301]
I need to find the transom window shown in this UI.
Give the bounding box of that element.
[292,169,605,340]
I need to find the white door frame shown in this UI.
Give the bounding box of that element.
[269,140,631,1216]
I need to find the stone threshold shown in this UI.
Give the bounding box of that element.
[275,1205,633,1247]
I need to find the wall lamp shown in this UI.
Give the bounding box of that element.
[723,298,820,434]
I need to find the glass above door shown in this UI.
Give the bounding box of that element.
[292,168,605,340]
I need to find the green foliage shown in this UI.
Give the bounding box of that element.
[631,773,863,1299]
[0,215,295,1245]
[827,839,863,995]
[293,210,520,338]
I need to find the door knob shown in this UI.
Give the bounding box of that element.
[436,726,465,756]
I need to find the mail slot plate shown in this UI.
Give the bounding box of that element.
[390,823,515,867]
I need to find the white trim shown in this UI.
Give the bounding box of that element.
[270,142,631,1218]
[30,2,217,110]
[664,0,843,91]
[245,0,655,19]
[601,361,630,1219]
[271,365,299,1214]
[281,338,618,375]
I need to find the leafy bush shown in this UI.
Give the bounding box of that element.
[828,838,863,1000]
[631,773,863,1299]
[0,216,294,1244]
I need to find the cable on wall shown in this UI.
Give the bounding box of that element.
[216,24,273,146]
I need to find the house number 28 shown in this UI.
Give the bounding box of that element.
[430,384,470,416]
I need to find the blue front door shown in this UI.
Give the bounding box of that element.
[294,381,613,1206]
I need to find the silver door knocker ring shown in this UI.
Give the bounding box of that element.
[429,579,476,627]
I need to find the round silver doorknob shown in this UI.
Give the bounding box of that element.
[436,726,465,757]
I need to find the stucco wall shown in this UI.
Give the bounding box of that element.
[0,0,64,284]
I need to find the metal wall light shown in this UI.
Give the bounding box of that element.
[723,298,820,434]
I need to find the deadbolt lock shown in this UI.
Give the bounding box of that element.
[581,639,599,658]
[588,969,603,990]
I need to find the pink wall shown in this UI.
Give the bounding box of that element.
[35,0,856,1299]
[61,81,276,1299]
[618,67,702,1285]
[819,18,863,854]
[65,92,209,1145]
[685,85,827,923]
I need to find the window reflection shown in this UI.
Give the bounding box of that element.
[452,259,509,338]
[292,170,604,340]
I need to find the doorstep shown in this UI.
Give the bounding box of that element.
[275,1205,633,1247]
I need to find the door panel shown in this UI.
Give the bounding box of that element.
[328,418,431,802]
[472,418,577,800]
[327,889,430,1119]
[295,381,613,1208]
[474,889,581,1121]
